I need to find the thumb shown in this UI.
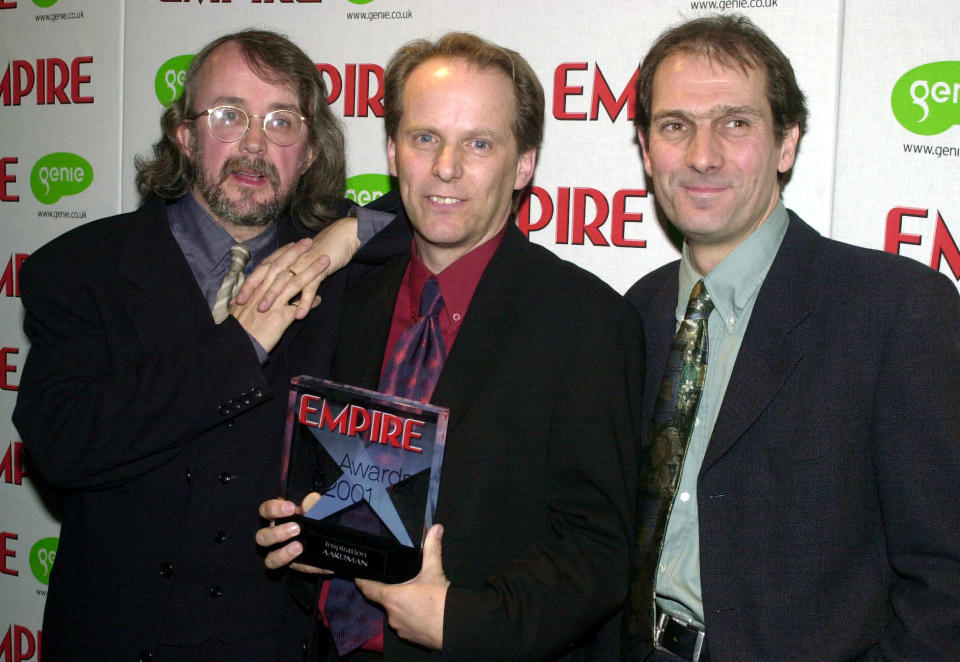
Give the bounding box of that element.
[418,524,446,581]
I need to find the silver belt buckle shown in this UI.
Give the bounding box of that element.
[654,609,706,662]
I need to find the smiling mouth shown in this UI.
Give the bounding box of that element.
[428,196,462,205]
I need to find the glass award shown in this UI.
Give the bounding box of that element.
[280,376,448,582]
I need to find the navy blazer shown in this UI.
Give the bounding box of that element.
[624,211,960,661]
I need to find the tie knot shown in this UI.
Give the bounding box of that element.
[229,244,251,273]
[419,278,444,318]
[684,280,714,320]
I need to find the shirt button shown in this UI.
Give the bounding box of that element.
[679,492,691,502]
[158,562,174,578]
[213,530,227,543]
[218,472,233,484]
[209,585,223,598]
[659,564,666,572]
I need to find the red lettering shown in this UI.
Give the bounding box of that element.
[572,188,609,246]
[297,394,321,426]
[0,254,28,297]
[552,62,587,120]
[346,405,370,437]
[930,211,960,280]
[401,419,424,453]
[12,60,34,105]
[0,158,18,202]
[611,189,647,248]
[46,58,69,104]
[343,64,356,116]
[0,532,17,576]
[884,206,926,254]
[356,64,383,117]
[516,186,553,236]
[590,65,637,122]
[379,413,402,448]
[319,398,349,434]
[0,624,40,662]
[0,347,19,391]
[70,56,93,104]
[0,1,17,9]
[317,64,342,105]
[0,443,29,486]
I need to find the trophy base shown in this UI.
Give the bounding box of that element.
[283,515,422,583]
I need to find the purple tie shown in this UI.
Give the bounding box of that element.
[322,277,448,655]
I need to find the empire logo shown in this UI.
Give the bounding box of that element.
[518,186,648,248]
[886,207,960,280]
[1,158,18,202]
[0,1,15,9]
[0,442,30,486]
[0,624,41,662]
[1,254,29,297]
[317,63,383,118]
[553,63,638,122]
[1,347,20,391]
[0,57,93,106]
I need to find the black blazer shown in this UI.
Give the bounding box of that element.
[331,221,644,661]
[624,212,960,661]
[12,196,406,661]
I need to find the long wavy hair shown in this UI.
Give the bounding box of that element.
[135,29,346,229]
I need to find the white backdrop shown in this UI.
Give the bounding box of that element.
[1,1,957,657]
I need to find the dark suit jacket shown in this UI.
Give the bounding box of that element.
[330,222,643,661]
[623,211,960,661]
[12,196,407,661]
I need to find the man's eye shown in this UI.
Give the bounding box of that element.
[661,121,685,133]
[726,118,748,129]
[415,134,434,144]
[471,139,490,150]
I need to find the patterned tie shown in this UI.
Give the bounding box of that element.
[626,280,713,640]
[322,277,448,656]
[211,244,250,323]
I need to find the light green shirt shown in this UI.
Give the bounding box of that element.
[654,202,790,627]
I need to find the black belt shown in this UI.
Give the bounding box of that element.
[654,607,708,662]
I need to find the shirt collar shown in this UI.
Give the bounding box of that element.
[167,191,278,275]
[405,226,506,324]
[677,201,789,332]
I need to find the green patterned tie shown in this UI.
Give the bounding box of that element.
[626,279,714,642]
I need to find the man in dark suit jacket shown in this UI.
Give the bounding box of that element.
[13,30,400,662]
[258,33,643,661]
[621,15,960,662]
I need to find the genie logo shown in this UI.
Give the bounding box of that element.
[30,153,93,204]
[891,62,960,135]
[28,538,57,586]
[349,0,374,3]
[33,0,57,6]
[344,173,393,205]
[155,54,194,106]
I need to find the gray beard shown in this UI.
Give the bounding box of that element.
[192,139,296,227]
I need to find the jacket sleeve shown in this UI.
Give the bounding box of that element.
[866,271,960,661]
[12,240,276,490]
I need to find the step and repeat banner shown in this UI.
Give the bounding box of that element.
[1,0,957,657]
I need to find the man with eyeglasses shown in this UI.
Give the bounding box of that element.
[13,29,404,662]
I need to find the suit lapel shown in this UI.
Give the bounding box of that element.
[702,214,820,471]
[430,225,527,434]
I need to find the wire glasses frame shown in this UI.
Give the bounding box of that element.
[190,105,307,146]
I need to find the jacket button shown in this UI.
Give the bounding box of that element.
[209,585,223,598]
[218,472,233,484]
[185,468,192,482]
[158,562,173,578]
[252,388,263,399]
[218,405,230,416]
[139,650,154,662]
[213,530,227,543]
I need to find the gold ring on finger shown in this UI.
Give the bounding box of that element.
[287,268,297,278]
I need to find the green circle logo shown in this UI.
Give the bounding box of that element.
[33,0,58,7]
[155,54,195,106]
[891,61,960,136]
[29,537,58,585]
[348,0,375,4]
[344,173,395,205]
[31,152,94,205]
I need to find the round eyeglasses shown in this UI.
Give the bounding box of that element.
[190,105,307,147]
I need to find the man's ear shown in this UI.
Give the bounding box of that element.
[175,121,195,159]
[777,123,800,175]
[513,148,536,190]
[637,127,653,177]
[387,136,399,177]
